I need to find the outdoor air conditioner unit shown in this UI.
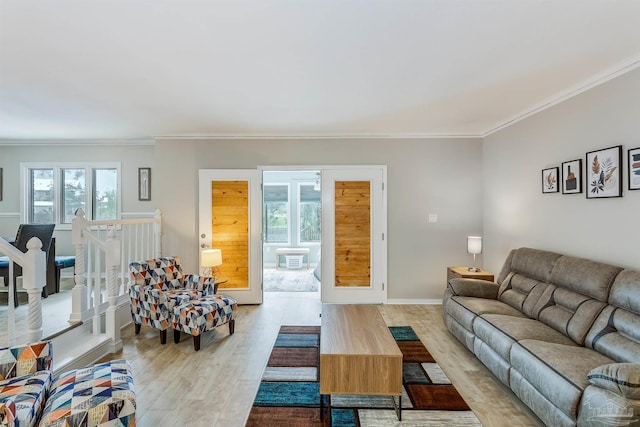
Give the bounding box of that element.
[285,255,304,270]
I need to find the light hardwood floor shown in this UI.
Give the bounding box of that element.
[101,292,544,427]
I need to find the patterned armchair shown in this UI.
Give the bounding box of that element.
[129,256,217,344]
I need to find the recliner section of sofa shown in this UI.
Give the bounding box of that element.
[443,247,640,427]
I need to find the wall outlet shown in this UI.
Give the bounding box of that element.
[428,214,438,223]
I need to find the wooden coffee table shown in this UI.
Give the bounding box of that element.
[319,304,403,420]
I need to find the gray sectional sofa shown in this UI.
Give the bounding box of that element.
[443,247,640,426]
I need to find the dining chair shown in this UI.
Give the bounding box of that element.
[0,223,55,307]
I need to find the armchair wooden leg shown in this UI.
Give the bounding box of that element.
[174,329,181,344]
[160,330,167,345]
[193,335,201,351]
[134,323,141,335]
[229,319,235,335]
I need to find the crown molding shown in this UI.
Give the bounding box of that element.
[482,55,640,138]
[153,133,483,140]
[0,139,155,146]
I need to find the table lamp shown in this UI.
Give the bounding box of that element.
[467,236,482,272]
[201,248,223,278]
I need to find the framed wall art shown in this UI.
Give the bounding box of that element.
[138,167,151,201]
[586,145,622,199]
[629,147,640,191]
[542,167,559,193]
[561,159,582,194]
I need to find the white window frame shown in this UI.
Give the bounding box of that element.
[262,182,291,246]
[20,162,122,230]
[297,182,321,247]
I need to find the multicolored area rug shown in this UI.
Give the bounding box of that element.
[246,325,482,426]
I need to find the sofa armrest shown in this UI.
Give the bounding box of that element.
[447,278,499,300]
[587,363,640,399]
[183,274,218,294]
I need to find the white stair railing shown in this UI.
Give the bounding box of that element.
[0,237,47,347]
[70,208,161,351]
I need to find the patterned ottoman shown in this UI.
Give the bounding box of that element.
[38,360,136,427]
[172,295,238,351]
[0,371,52,427]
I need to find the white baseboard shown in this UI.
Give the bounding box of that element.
[386,298,442,305]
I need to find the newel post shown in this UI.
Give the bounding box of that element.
[105,227,123,351]
[154,209,162,258]
[70,208,88,323]
[21,237,46,343]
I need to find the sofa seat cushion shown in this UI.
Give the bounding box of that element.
[447,296,526,331]
[0,370,52,427]
[511,339,615,419]
[39,359,135,427]
[475,314,577,361]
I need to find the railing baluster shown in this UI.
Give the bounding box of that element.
[67,209,162,350]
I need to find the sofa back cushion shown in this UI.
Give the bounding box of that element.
[0,341,52,380]
[129,256,184,291]
[496,248,623,345]
[497,247,562,285]
[497,248,562,317]
[498,274,551,318]
[585,269,640,363]
[534,286,608,345]
[549,255,622,302]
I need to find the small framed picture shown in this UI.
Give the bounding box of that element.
[629,147,640,191]
[138,167,151,201]
[561,159,582,194]
[586,145,622,198]
[542,167,559,193]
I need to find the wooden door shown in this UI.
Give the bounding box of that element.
[198,169,262,304]
[321,167,386,303]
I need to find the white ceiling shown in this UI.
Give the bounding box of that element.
[1,0,640,141]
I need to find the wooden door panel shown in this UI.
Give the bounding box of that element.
[211,180,249,290]
[334,181,370,288]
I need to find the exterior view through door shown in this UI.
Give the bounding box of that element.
[262,170,322,294]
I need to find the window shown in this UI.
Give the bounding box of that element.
[263,184,289,244]
[22,163,121,227]
[93,168,118,220]
[299,184,321,243]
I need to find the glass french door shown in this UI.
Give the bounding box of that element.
[321,167,387,304]
[198,169,263,304]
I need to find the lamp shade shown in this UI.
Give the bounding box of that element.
[467,236,482,255]
[200,248,222,267]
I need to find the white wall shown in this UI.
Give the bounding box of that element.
[155,138,483,301]
[483,68,640,273]
[0,143,156,254]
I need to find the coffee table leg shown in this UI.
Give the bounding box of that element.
[391,394,402,421]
